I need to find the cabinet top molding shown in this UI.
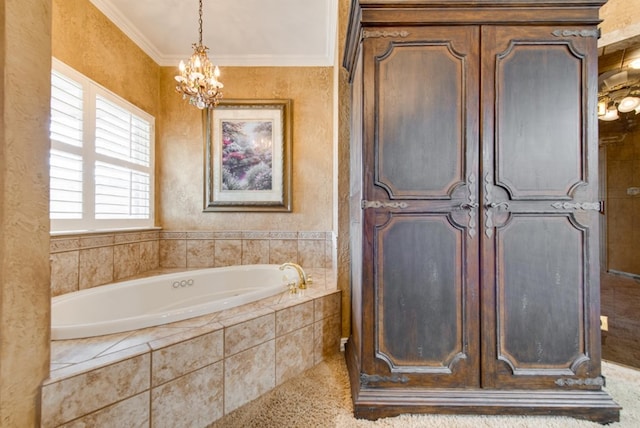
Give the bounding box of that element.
[343,0,608,77]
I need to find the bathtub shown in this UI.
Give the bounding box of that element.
[51,264,296,340]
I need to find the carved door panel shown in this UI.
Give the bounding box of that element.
[360,26,481,388]
[480,26,602,389]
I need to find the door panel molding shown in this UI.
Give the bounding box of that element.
[374,214,468,374]
[375,41,467,199]
[494,41,587,200]
[495,215,589,375]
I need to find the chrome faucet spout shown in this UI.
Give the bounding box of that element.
[279,262,312,289]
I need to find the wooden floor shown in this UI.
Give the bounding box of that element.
[600,272,640,369]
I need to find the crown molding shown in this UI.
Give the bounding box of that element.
[89,0,338,68]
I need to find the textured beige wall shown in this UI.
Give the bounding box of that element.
[158,66,334,231]
[600,0,640,47]
[0,0,52,425]
[51,0,160,117]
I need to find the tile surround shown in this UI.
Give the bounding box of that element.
[151,362,224,428]
[224,340,276,414]
[43,268,341,427]
[50,230,334,296]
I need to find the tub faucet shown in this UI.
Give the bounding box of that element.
[279,262,312,290]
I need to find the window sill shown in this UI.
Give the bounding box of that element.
[50,226,162,238]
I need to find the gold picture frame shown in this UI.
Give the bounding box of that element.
[204,99,292,212]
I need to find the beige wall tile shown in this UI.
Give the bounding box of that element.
[114,243,140,280]
[213,231,243,239]
[48,344,149,383]
[140,239,159,272]
[276,301,314,337]
[80,234,115,248]
[314,291,342,321]
[50,237,80,253]
[242,239,270,265]
[151,362,223,428]
[276,325,315,385]
[214,239,242,267]
[41,354,150,427]
[187,239,215,268]
[325,237,334,269]
[79,246,114,289]
[298,239,325,268]
[159,239,186,268]
[51,251,79,296]
[60,392,149,428]
[269,239,298,264]
[243,231,270,240]
[224,313,275,357]
[114,232,142,244]
[151,330,224,386]
[313,314,341,364]
[224,340,275,414]
[50,334,131,368]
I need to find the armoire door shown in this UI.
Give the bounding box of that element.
[480,26,603,390]
[360,26,481,388]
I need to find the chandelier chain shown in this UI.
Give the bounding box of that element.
[198,0,203,46]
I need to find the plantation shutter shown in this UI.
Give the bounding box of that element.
[94,96,151,219]
[49,58,154,231]
[50,71,84,219]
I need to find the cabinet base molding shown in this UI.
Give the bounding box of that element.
[346,346,620,424]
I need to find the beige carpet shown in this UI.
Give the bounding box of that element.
[209,353,640,428]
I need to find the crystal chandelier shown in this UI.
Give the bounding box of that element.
[175,0,223,109]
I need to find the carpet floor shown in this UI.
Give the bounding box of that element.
[209,353,639,427]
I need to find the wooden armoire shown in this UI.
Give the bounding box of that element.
[343,0,620,423]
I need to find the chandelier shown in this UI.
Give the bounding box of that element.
[175,0,223,109]
[598,58,640,122]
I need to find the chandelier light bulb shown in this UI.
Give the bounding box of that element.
[600,106,619,121]
[617,96,640,113]
[630,58,640,70]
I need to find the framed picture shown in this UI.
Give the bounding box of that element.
[204,99,292,212]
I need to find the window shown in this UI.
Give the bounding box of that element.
[50,59,155,232]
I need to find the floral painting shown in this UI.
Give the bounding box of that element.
[205,99,292,212]
[221,120,273,191]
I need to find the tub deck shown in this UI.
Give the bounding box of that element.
[42,268,341,428]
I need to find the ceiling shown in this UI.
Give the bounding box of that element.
[89,0,338,67]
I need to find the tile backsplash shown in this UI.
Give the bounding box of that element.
[50,230,334,297]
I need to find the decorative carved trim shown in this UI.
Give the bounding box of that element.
[363,30,410,39]
[555,377,605,387]
[551,202,601,211]
[485,173,494,238]
[361,200,409,209]
[360,372,409,386]
[552,29,599,38]
[466,173,477,238]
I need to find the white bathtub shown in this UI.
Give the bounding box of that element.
[51,264,295,340]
